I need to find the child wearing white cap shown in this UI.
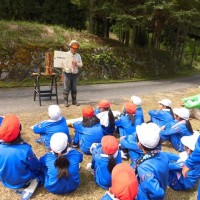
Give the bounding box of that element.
[148,99,174,127]
[39,132,83,194]
[165,132,200,191]
[131,95,144,126]
[33,105,71,149]
[135,123,169,200]
[182,132,200,199]
[160,107,193,152]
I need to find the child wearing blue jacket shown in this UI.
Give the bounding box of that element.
[131,95,144,126]
[0,114,44,200]
[120,134,144,167]
[86,135,122,189]
[160,107,193,152]
[72,105,104,154]
[182,132,200,199]
[33,105,71,149]
[165,132,200,191]
[148,99,174,127]
[40,132,83,194]
[101,163,138,200]
[135,123,169,200]
[95,100,115,136]
[115,102,136,137]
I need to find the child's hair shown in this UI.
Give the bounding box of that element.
[166,106,174,119]
[108,154,116,173]
[127,113,135,125]
[102,107,115,127]
[11,134,24,144]
[82,115,100,127]
[54,148,70,179]
[185,120,193,134]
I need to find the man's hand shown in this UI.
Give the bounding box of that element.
[182,165,190,177]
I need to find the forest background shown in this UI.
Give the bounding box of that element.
[0,0,200,85]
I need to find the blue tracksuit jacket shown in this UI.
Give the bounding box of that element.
[91,144,122,189]
[40,148,83,194]
[185,136,200,199]
[73,121,104,154]
[33,116,71,149]
[0,141,44,189]
[135,107,144,126]
[148,109,174,127]
[136,152,169,200]
[160,120,192,152]
[115,115,136,137]
[164,152,200,191]
[120,134,144,167]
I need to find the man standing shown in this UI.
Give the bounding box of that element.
[63,40,83,107]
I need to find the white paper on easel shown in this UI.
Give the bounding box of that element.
[54,51,73,69]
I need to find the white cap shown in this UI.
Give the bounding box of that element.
[69,40,79,46]
[48,105,62,121]
[50,132,68,153]
[158,99,172,107]
[131,96,142,106]
[181,131,199,151]
[173,107,190,120]
[136,123,160,149]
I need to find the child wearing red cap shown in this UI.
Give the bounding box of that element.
[72,105,104,154]
[115,102,137,137]
[40,132,83,194]
[95,100,115,136]
[0,114,44,200]
[86,135,122,189]
[101,163,138,200]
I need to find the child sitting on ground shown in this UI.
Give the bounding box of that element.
[115,102,136,137]
[160,107,193,152]
[135,123,169,200]
[101,163,138,200]
[86,135,122,189]
[95,100,115,136]
[0,114,44,200]
[40,132,83,194]
[131,95,144,126]
[33,105,71,149]
[148,99,174,127]
[165,132,200,191]
[182,131,200,199]
[72,105,104,154]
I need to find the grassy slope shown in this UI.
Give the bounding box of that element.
[0,20,200,88]
[0,87,200,200]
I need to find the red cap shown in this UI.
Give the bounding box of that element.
[124,102,136,114]
[101,135,118,155]
[98,100,111,109]
[0,114,20,143]
[82,106,94,118]
[70,44,79,49]
[110,163,138,200]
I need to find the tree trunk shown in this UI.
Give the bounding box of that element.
[190,40,196,69]
[88,0,94,34]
